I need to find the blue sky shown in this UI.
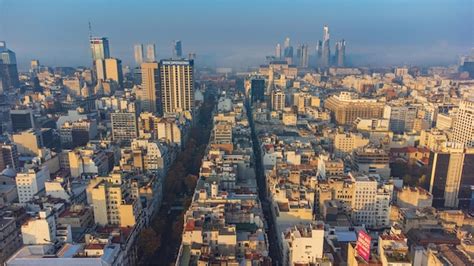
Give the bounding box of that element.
[0,0,472,69]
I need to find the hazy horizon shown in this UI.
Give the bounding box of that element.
[0,0,472,71]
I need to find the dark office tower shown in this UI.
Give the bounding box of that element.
[321,25,331,67]
[0,142,19,171]
[90,37,110,61]
[283,37,293,64]
[316,40,323,61]
[334,40,346,67]
[173,40,183,58]
[251,78,265,103]
[10,109,35,132]
[0,41,20,90]
[427,144,474,209]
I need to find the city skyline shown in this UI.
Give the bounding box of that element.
[0,0,472,70]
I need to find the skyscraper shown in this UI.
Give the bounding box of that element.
[145,44,156,62]
[283,37,293,64]
[427,143,474,209]
[316,40,323,65]
[90,37,110,61]
[139,62,160,113]
[251,78,265,103]
[275,43,281,59]
[95,58,123,88]
[134,44,144,65]
[299,44,309,68]
[135,43,155,65]
[0,41,19,90]
[104,58,123,87]
[321,25,331,67]
[334,40,346,67]
[159,59,194,115]
[173,40,183,58]
[452,99,474,147]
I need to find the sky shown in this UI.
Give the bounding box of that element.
[0,0,473,70]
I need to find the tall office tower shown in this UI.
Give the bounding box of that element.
[452,100,474,147]
[324,92,385,125]
[299,44,309,68]
[173,40,183,58]
[95,58,123,88]
[104,58,123,87]
[134,44,144,65]
[334,40,346,67]
[275,43,281,59]
[284,37,290,50]
[159,59,194,115]
[111,112,138,145]
[95,59,106,81]
[89,37,110,61]
[321,25,331,67]
[139,62,159,113]
[145,44,156,62]
[271,89,285,111]
[283,37,293,64]
[427,143,474,209]
[0,41,19,90]
[316,40,323,65]
[250,78,265,103]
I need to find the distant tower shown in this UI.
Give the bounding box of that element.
[0,41,20,89]
[321,25,330,67]
[300,44,309,68]
[134,44,144,65]
[145,44,156,62]
[283,37,293,64]
[275,43,281,59]
[173,40,183,58]
[316,40,323,66]
[139,62,160,113]
[89,37,110,61]
[334,40,346,67]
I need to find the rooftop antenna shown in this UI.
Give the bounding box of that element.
[88,21,92,40]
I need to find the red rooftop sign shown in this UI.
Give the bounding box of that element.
[356,231,371,262]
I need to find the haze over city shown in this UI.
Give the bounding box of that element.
[0,0,472,69]
[1,1,474,265]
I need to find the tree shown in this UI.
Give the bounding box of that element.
[137,228,161,259]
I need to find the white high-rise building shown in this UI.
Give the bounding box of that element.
[16,166,49,204]
[282,222,325,265]
[134,44,144,65]
[145,44,156,62]
[275,43,281,59]
[452,99,474,147]
[321,25,330,67]
[350,173,391,228]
